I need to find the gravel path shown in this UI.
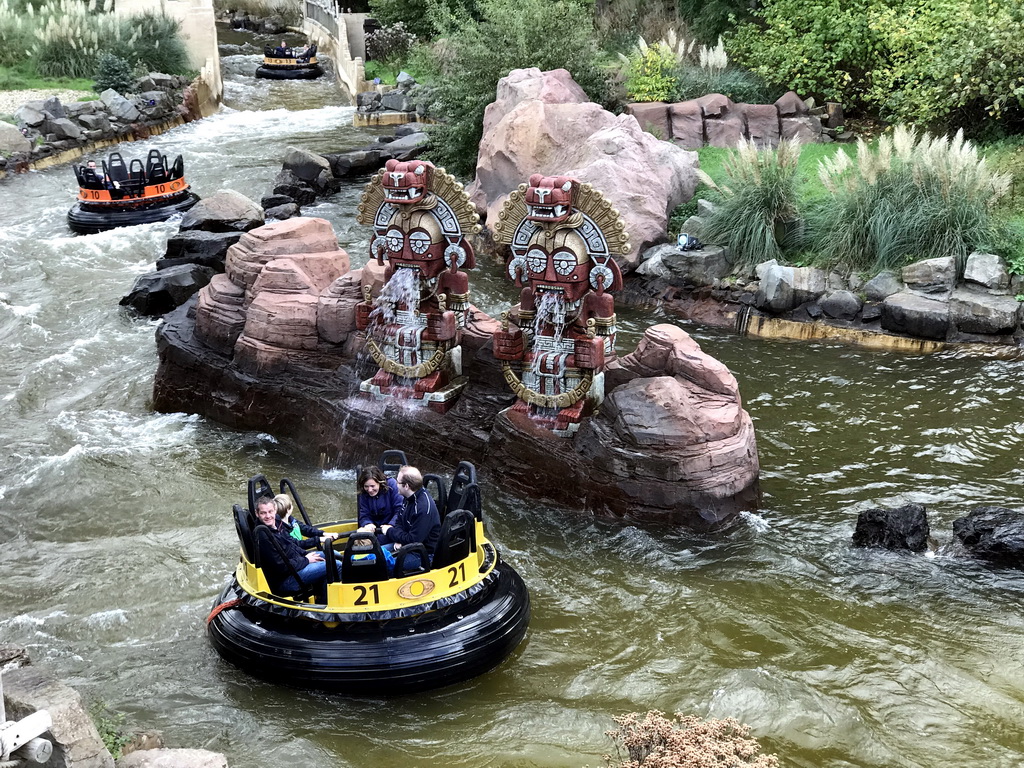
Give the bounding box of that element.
[0,88,96,116]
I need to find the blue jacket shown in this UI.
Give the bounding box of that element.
[357,476,403,529]
[381,487,441,555]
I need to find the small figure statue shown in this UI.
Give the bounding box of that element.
[354,159,481,412]
[491,174,630,436]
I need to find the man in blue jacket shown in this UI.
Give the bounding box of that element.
[380,465,441,572]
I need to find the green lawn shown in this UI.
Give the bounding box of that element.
[0,61,94,93]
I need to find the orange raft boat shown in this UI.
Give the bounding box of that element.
[67,149,200,234]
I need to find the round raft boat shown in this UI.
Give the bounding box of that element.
[67,149,199,234]
[206,451,531,694]
[255,44,324,79]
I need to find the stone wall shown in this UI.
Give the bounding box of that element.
[302,0,368,98]
[626,91,841,149]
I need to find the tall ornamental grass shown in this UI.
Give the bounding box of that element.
[696,137,804,271]
[813,126,1012,274]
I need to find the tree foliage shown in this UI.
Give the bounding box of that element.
[728,0,1024,136]
[368,0,477,39]
[425,0,609,177]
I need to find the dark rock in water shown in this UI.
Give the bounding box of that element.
[272,169,317,206]
[853,504,929,551]
[265,202,300,220]
[261,194,295,210]
[179,190,264,233]
[952,506,1024,567]
[159,229,243,271]
[120,264,215,317]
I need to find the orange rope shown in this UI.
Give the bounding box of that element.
[205,599,241,625]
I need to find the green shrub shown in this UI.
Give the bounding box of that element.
[673,64,776,104]
[697,138,804,271]
[677,0,755,44]
[425,0,609,177]
[812,126,1012,275]
[369,0,477,40]
[867,1,1024,135]
[729,0,888,109]
[90,702,132,761]
[111,12,190,75]
[624,43,677,102]
[93,52,134,93]
[365,21,416,64]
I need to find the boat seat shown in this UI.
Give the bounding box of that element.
[232,503,258,563]
[170,155,184,181]
[444,461,478,520]
[423,473,447,516]
[393,543,428,578]
[247,474,274,514]
[341,531,389,583]
[430,509,476,570]
[146,149,168,184]
[378,449,408,477]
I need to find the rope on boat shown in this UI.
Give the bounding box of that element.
[205,599,241,625]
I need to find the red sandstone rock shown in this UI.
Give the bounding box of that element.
[317,270,363,344]
[625,102,670,140]
[742,103,781,148]
[668,100,703,150]
[469,68,698,268]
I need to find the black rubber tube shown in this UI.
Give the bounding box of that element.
[67,192,200,234]
[208,562,531,694]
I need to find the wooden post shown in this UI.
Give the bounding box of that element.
[825,102,845,129]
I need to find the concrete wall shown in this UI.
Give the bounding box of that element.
[115,0,223,112]
[302,0,368,100]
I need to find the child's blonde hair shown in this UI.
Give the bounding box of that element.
[274,493,293,517]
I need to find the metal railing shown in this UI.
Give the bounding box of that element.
[305,0,338,37]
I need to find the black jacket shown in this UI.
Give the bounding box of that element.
[381,487,441,555]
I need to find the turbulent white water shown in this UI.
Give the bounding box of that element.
[2,28,1024,768]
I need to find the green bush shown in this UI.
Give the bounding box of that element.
[90,702,132,761]
[365,21,416,64]
[729,0,887,110]
[697,138,804,271]
[624,43,677,103]
[93,52,134,94]
[673,64,776,104]
[425,0,609,177]
[111,12,190,75]
[812,126,1012,275]
[867,1,1024,134]
[677,0,755,44]
[369,0,477,40]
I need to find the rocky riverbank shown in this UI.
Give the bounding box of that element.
[0,73,203,174]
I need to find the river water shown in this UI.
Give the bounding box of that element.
[2,29,1024,768]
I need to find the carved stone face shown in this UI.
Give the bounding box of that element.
[525,174,577,224]
[515,228,592,303]
[385,209,447,279]
[382,159,433,205]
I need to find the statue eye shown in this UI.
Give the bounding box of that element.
[386,229,403,252]
[553,251,576,276]
[526,247,547,274]
[409,231,431,254]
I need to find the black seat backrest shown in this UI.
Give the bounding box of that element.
[232,503,257,563]
[73,165,85,187]
[423,473,447,517]
[127,158,146,195]
[279,478,312,526]
[247,474,274,514]
[106,153,128,183]
[146,149,168,184]
[308,43,316,57]
[430,509,475,570]
[254,524,317,599]
[445,461,477,517]
[341,531,389,583]
[393,543,427,578]
[170,155,184,181]
[379,449,408,477]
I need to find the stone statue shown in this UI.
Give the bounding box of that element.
[355,159,481,412]
[491,174,630,435]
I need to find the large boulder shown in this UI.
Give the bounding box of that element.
[902,256,956,297]
[119,264,215,317]
[952,506,1024,567]
[469,67,699,267]
[158,230,245,272]
[880,291,950,339]
[949,287,1019,336]
[180,190,264,233]
[99,89,141,122]
[0,120,31,153]
[963,251,1010,292]
[756,264,827,313]
[852,504,929,552]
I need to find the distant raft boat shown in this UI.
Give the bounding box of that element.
[255,43,324,79]
[67,149,200,234]
[206,451,531,694]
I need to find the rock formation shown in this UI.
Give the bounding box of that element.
[467,67,699,267]
[155,217,760,528]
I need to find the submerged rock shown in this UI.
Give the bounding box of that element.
[952,506,1024,567]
